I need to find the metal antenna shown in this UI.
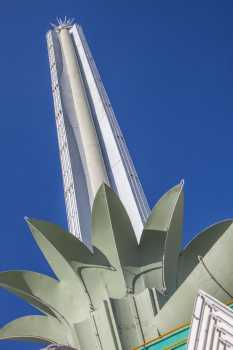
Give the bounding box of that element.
[50,17,75,30]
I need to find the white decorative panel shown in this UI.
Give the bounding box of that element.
[188,290,233,350]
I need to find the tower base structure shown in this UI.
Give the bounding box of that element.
[0,184,233,350]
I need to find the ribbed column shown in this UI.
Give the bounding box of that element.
[59,27,109,204]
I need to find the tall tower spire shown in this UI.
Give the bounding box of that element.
[46,20,150,244]
[58,26,109,204]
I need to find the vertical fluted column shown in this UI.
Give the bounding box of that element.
[59,27,109,204]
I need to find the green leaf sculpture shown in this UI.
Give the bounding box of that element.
[1,183,233,350]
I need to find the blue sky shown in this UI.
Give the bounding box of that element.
[0,0,232,349]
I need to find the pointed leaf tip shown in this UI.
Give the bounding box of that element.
[178,219,233,285]
[0,270,59,318]
[0,316,68,345]
[25,219,89,301]
[92,182,139,297]
[142,182,184,293]
[144,182,184,232]
[95,182,112,198]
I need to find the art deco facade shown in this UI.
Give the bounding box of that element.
[46,21,150,243]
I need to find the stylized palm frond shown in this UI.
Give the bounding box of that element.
[0,183,232,350]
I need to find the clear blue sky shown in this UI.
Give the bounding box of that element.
[0,1,232,349]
